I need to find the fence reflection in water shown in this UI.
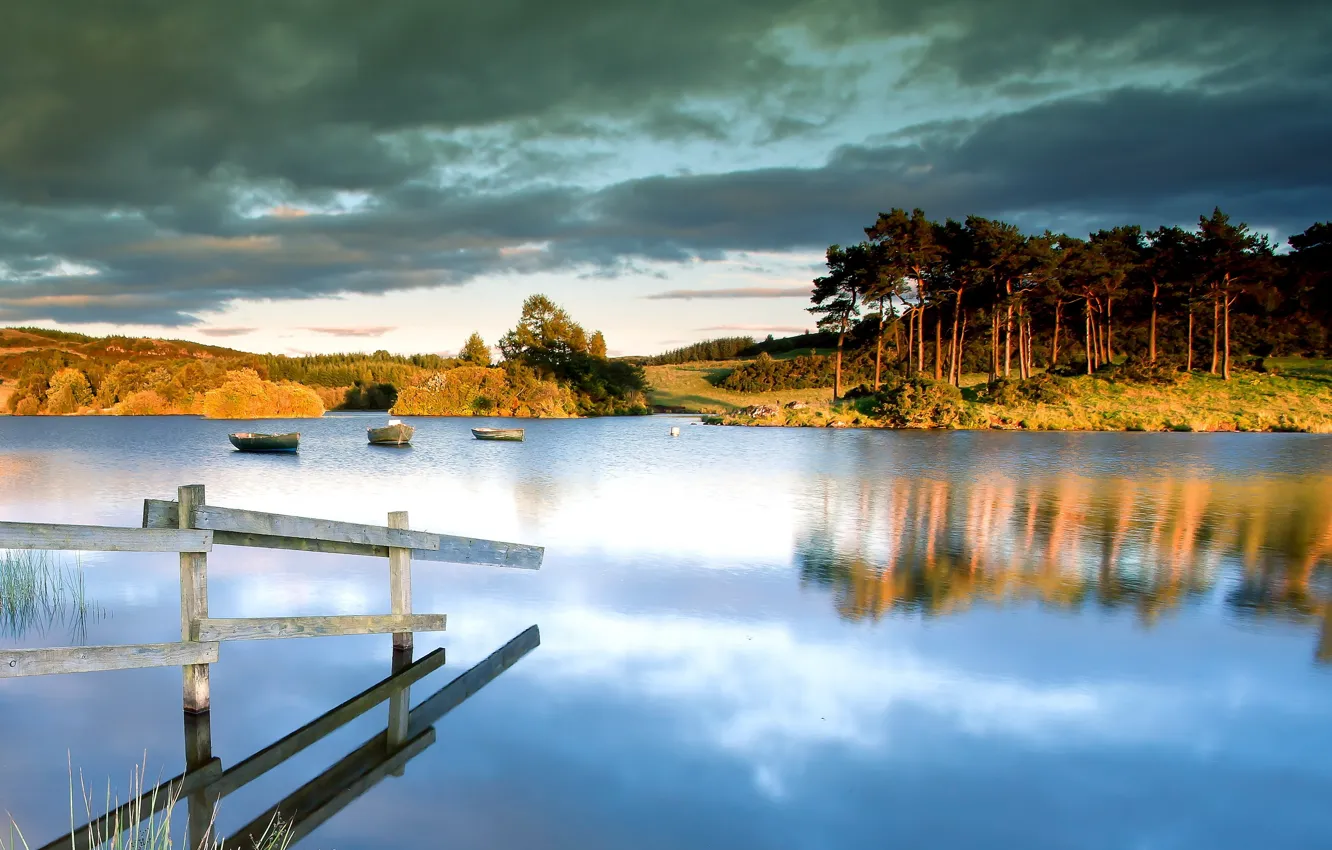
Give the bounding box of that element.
[35,626,541,850]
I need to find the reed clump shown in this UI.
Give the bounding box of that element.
[0,550,102,641]
[2,756,292,850]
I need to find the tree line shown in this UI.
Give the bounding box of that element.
[811,209,1331,398]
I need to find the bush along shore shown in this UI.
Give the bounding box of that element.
[704,360,1332,433]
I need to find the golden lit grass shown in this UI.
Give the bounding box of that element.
[645,362,832,413]
[646,360,993,414]
[698,358,1332,432]
[983,369,1332,432]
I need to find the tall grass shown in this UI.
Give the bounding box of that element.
[1,756,292,850]
[0,550,104,642]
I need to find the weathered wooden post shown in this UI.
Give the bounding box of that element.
[179,484,210,713]
[387,510,413,774]
[387,511,412,652]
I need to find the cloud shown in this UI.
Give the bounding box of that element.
[0,2,1327,327]
[195,327,256,338]
[300,326,397,338]
[699,324,809,334]
[646,286,811,300]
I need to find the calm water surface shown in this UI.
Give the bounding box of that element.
[1,415,1331,849]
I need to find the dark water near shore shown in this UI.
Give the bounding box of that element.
[2,414,1331,849]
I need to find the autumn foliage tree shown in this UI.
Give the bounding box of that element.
[460,332,491,366]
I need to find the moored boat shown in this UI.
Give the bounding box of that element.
[471,427,524,442]
[228,432,300,452]
[368,419,414,446]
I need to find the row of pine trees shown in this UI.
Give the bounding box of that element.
[810,208,1330,397]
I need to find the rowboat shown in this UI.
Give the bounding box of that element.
[368,419,414,446]
[471,427,524,442]
[229,432,299,453]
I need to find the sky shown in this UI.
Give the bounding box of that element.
[0,1,1328,357]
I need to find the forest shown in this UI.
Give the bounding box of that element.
[807,208,1329,398]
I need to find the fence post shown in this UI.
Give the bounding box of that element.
[388,511,412,652]
[183,711,215,850]
[387,511,412,774]
[180,484,210,713]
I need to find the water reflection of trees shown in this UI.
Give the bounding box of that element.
[796,476,1332,658]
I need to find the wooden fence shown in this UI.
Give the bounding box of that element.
[0,484,544,716]
[32,626,541,850]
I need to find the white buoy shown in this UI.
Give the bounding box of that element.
[670,426,680,437]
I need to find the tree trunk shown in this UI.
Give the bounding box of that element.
[906,307,914,371]
[893,307,902,363]
[917,306,925,374]
[1186,307,1194,372]
[990,309,999,380]
[957,309,968,386]
[875,297,885,391]
[1210,294,1219,374]
[1052,301,1062,367]
[1223,284,1232,381]
[1149,281,1159,364]
[1088,301,1102,370]
[1004,279,1013,378]
[950,288,963,386]
[934,309,943,381]
[834,326,845,400]
[1085,300,1093,375]
[1020,305,1030,379]
[1105,296,1114,363]
[1004,305,1013,377]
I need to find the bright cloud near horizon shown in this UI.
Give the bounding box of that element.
[0,1,1328,356]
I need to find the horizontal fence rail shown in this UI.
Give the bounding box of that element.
[0,521,213,553]
[143,499,544,569]
[1,642,220,678]
[192,614,447,642]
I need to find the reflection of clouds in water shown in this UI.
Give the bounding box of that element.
[416,602,1225,799]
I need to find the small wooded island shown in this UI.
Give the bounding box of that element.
[3,209,1329,431]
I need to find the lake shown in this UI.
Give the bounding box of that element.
[1,414,1331,849]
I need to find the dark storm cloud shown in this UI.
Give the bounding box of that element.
[583,83,1332,254]
[1,1,1328,325]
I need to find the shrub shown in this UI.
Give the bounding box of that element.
[114,389,171,415]
[340,381,398,410]
[391,366,578,417]
[43,368,94,414]
[869,376,967,428]
[1100,355,1185,385]
[202,369,324,419]
[14,396,40,416]
[977,373,1072,406]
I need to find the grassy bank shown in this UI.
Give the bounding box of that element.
[645,362,833,413]
[669,358,1332,432]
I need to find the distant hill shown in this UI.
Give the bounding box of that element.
[0,326,451,415]
[0,326,253,368]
